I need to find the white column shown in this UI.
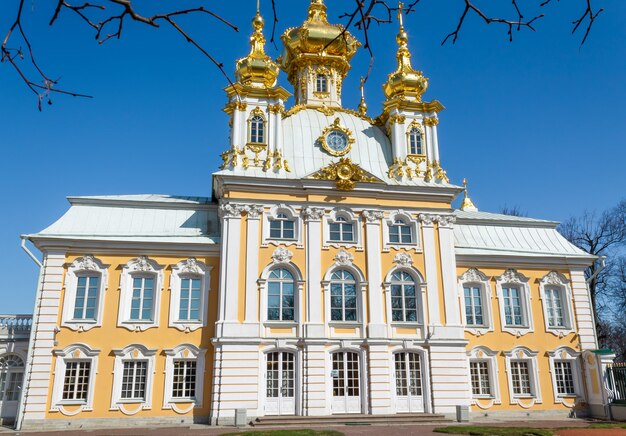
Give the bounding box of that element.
[431,120,440,162]
[274,102,283,156]
[244,205,263,326]
[437,215,463,332]
[419,214,441,326]
[570,268,599,350]
[232,105,243,149]
[216,203,246,337]
[267,107,276,156]
[362,210,386,338]
[303,207,325,338]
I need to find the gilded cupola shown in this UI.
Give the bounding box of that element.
[235,6,280,89]
[279,0,361,107]
[383,3,428,101]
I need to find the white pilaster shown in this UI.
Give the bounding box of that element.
[570,268,598,350]
[303,207,325,338]
[431,121,440,162]
[437,215,462,329]
[362,210,386,338]
[244,205,263,324]
[232,106,243,149]
[419,214,441,326]
[368,344,393,415]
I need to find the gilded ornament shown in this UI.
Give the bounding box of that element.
[318,117,355,157]
[424,116,439,126]
[424,162,433,182]
[388,114,406,125]
[310,157,379,191]
[268,104,284,114]
[460,178,478,211]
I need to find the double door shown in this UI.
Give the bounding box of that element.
[265,352,295,415]
[331,351,361,414]
[394,352,424,413]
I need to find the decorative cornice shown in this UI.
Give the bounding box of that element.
[437,214,456,227]
[362,210,384,223]
[219,203,247,218]
[423,116,439,126]
[247,205,264,218]
[418,213,436,226]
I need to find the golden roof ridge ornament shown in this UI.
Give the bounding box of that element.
[234,0,279,89]
[382,2,429,102]
[311,157,380,191]
[358,77,368,115]
[460,178,478,211]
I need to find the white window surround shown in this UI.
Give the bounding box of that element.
[118,256,164,332]
[458,268,494,336]
[548,347,582,406]
[382,254,426,327]
[111,344,157,415]
[163,344,207,412]
[169,258,212,332]
[258,248,305,328]
[50,343,100,415]
[382,210,421,252]
[62,255,109,332]
[467,346,501,408]
[495,269,534,337]
[388,344,433,414]
[504,346,542,407]
[323,208,362,250]
[258,344,302,417]
[539,271,575,337]
[262,204,303,248]
[322,251,367,328]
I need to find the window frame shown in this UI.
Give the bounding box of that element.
[259,254,305,329]
[504,347,541,406]
[118,256,164,332]
[388,270,420,323]
[467,347,501,407]
[62,255,109,331]
[329,269,359,322]
[458,268,494,336]
[111,344,157,412]
[496,269,534,336]
[539,271,575,337]
[323,208,362,250]
[382,210,421,251]
[163,344,207,410]
[169,258,212,332]
[323,259,367,329]
[247,107,267,145]
[262,204,302,247]
[406,122,425,156]
[51,344,100,413]
[548,347,582,404]
[266,268,297,322]
[315,73,329,93]
[0,353,25,403]
[383,261,426,328]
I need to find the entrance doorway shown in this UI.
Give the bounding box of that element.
[265,351,295,415]
[331,351,361,414]
[394,352,424,413]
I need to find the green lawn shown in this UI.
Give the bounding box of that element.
[434,426,554,436]
[221,430,344,436]
[588,423,626,429]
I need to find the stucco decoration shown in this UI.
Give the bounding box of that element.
[219,202,247,218]
[302,206,325,221]
[334,249,354,266]
[362,210,384,223]
[272,247,294,264]
[393,252,413,268]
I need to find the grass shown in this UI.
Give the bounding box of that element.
[221,430,344,436]
[434,426,554,436]
[588,423,626,429]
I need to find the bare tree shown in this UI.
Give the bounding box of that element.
[500,205,528,217]
[2,0,605,109]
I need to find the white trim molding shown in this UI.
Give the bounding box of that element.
[262,204,303,248]
[169,258,213,332]
[547,346,582,407]
[163,344,208,412]
[539,271,575,337]
[495,269,534,337]
[467,346,501,408]
[62,255,109,332]
[110,344,158,415]
[504,346,542,407]
[50,343,100,415]
[382,210,421,252]
[458,268,494,336]
[323,208,362,250]
[118,256,165,331]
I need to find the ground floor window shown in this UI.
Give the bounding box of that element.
[554,361,576,396]
[470,361,491,397]
[172,360,197,399]
[121,360,148,400]
[510,360,532,396]
[62,360,91,401]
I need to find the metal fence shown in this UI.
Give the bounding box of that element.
[607,363,626,404]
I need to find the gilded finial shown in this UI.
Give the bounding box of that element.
[460,178,478,211]
[358,77,368,115]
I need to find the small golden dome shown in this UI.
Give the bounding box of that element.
[235,10,279,89]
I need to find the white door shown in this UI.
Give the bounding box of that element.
[394,352,424,413]
[0,354,25,423]
[265,352,295,416]
[332,352,361,414]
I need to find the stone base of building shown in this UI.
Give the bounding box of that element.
[20,415,210,431]
[469,409,580,421]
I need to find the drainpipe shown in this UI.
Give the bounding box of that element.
[15,236,44,431]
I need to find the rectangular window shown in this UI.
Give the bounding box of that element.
[470,361,491,396]
[172,360,197,399]
[464,286,484,326]
[179,277,201,321]
[73,275,99,320]
[545,287,566,328]
[121,361,148,400]
[554,361,576,395]
[389,223,412,244]
[502,286,524,327]
[329,222,354,242]
[130,276,154,321]
[62,361,91,401]
[510,361,532,396]
[269,218,295,240]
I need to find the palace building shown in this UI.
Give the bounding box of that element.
[12,0,614,429]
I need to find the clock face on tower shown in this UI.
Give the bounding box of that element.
[319,118,354,157]
[326,130,349,153]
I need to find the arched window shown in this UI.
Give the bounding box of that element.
[329,216,354,242]
[316,74,328,93]
[269,213,295,240]
[250,115,265,144]
[408,127,423,155]
[267,268,295,321]
[0,354,25,402]
[330,270,357,321]
[389,218,412,244]
[390,271,418,322]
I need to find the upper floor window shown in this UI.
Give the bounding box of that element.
[464,285,484,327]
[544,287,565,328]
[502,286,524,327]
[130,276,155,321]
[267,268,295,321]
[330,270,357,321]
[316,74,328,93]
[459,268,494,335]
[389,218,412,244]
[73,275,99,320]
[330,216,354,242]
[118,256,164,331]
[249,115,265,144]
[169,258,212,332]
[62,255,108,331]
[539,272,574,336]
[179,277,201,321]
[408,127,424,155]
[496,269,533,336]
[270,213,295,240]
[390,271,419,323]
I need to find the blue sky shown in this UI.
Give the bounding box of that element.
[0,0,624,313]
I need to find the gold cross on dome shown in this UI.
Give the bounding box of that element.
[398,2,404,28]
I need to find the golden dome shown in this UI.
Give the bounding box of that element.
[383,3,428,101]
[235,9,280,88]
[279,0,360,82]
